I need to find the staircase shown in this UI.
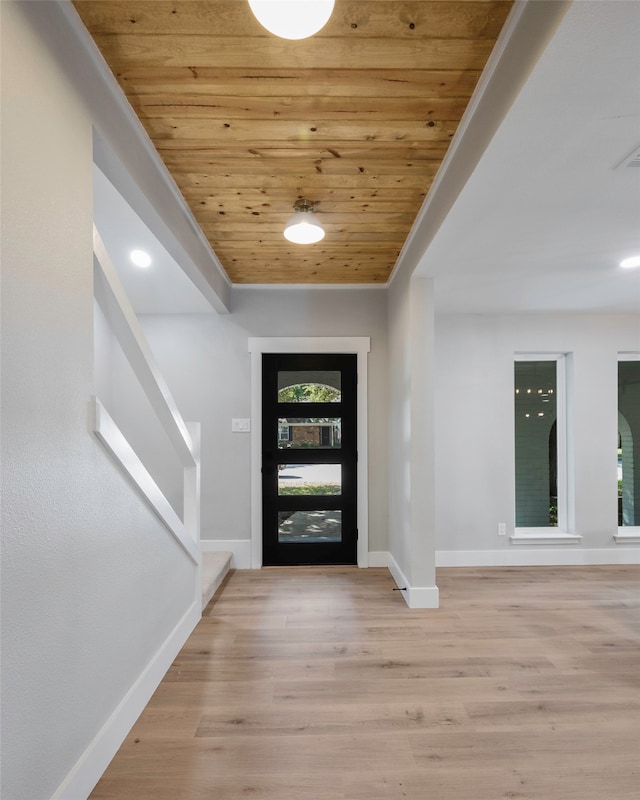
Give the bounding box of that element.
[201,551,232,609]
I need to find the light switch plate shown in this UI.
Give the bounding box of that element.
[232,418,251,432]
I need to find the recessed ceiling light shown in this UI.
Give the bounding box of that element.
[130,249,152,268]
[620,255,640,269]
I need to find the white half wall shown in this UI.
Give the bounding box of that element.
[387,271,439,606]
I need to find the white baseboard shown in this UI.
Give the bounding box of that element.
[407,585,440,608]
[388,553,440,609]
[199,544,639,572]
[52,599,201,800]
[367,551,390,567]
[201,538,252,569]
[436,548,640,567]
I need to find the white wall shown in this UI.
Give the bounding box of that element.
[435,313,640,560]
[139,287,389,552]
[0,4,197,798]
[387,271,413,577]
[387,270,438,604]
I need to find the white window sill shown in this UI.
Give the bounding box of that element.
[614,529,640,544]
[510,530,583,545]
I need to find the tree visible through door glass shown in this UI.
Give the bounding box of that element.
[277,371,341,402]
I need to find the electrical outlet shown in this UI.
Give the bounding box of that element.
[497,522,506,536]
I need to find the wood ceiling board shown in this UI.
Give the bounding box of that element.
[225,264,393,285]
[155,142,453,158]
[210,230,405,244]
[186,196,426,213]
[186,200,428,217]
[86,36,497,71]
[218,241,403,253]
[129,95,472,121]
[199,215,416,231]
[140,119,460,143]
[180,173,433,189]
[192,190,425,202]
[113,68,485,99]
[73,0,514,285]
[162,157,442,175]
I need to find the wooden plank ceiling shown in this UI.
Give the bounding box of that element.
[73,0,513,284]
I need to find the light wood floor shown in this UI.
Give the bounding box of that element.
[91,565,640,800]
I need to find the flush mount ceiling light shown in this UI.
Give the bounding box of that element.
[130,249,152,268]
[620,255,640,269]
[284,199,325,244]
[248,0,335,40]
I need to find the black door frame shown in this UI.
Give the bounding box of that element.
[248,338,370,569]
[262,353,358,566]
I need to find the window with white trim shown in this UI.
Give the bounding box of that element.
[618,355,640,529]
[514,355,568,532]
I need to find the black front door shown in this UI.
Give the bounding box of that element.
[262,353,357,566]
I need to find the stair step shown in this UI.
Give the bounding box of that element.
[201,551,232,610]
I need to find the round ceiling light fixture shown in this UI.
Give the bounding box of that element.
[130,249,152,268]
[620,255,640,269]
[248,0,335,40]
[284,199,325,244]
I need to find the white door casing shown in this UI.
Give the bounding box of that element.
[248,337,371,568]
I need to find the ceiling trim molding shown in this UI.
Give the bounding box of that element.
[388,0,572,288]
[47,0,232,312]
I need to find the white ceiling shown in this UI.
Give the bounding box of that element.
[93,164,215,314]
[414,0,640,315]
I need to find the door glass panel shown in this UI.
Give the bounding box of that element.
[277,371,341,403]
[278,418,341,449]
[278,510,342,543]
[278,463,341,495]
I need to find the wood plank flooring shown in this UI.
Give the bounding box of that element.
[90,566,640,799]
